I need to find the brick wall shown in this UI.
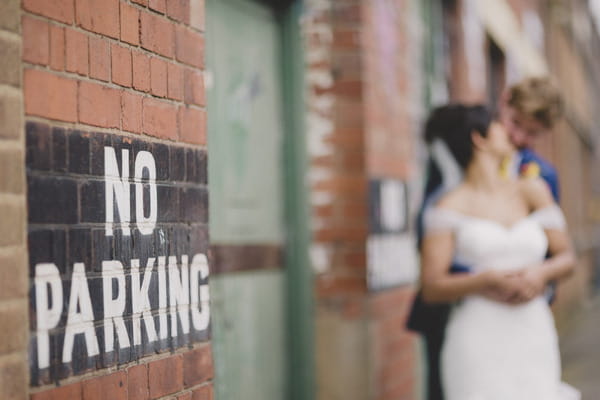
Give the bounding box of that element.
[22,0,213,398]
[362,0,421,399]
[304,0,422,399]
[30,345,213,400]
[0,0,29,399]
[306,0,368,300]
[304,1,370,398]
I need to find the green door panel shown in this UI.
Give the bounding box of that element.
[210,270,286,400]
[207,0,285,244]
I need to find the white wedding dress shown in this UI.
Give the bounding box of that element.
[424,205,580,400]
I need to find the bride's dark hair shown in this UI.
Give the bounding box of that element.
[424,104,493,169]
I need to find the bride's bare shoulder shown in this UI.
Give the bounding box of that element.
[435,185,470,211]
[517,177,554,209]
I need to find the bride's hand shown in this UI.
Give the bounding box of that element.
[481,270,524,303]
[513,266,547,301]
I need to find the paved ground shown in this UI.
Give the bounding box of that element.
[560,295,600,399]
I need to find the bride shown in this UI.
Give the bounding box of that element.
[420,105,580,400]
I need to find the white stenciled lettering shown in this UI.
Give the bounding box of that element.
[62,263,99,363]
[102,261,130,352]
[168,255,190,337]
[134,151,157,235]
[131,258,158,346]
[105,147,131,236]
[35,263,63,369]
[190,254,210,331]
[157,256,168,340]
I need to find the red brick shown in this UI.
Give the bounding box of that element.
[149,0,167,13]
[65,28,88,76]
[82,371,127,400]
[313,175,367,195]
[122,91,143,133]
[183,68,204,106]
[148,355,184,398]
[24,69,77,122]
[167,62,183,101]
[178,106,206,145]
[133,51,151,92]
[332,28,360,49]
[178,393,192,400]
[120,2,140,46]
[127,364,149,400]
[23,0,74,24]
[31,383,82,400]
[167,0,190,24]
[22,16,49,65]
[191,385,213,400]
[189,0,205,31]
[132,0,148,5]
[89,36,110,82]
[76,0,119,39]
[150,57,167,97]
[143,97,178,139]
[182,345,213,388]
[175,26,203,68]
[112,44,133,87]
[79,81,121,128]
[49,25,65,71]
[140,11,175,58]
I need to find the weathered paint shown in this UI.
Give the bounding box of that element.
[206,0,285,245]
[210,270,286,400]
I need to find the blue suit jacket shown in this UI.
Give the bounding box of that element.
[518,148,560,202]
[407,149,560,334]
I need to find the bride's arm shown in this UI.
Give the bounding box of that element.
[520,179,577,288]
[421,231,502,303]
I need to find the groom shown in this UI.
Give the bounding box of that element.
[408,77,564,400]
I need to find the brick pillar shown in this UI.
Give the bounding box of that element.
[304,1,370,399]
[21,0,213,399]
[0,0,29,399]
[305,0,423,398]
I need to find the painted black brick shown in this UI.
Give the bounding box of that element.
[171,227,189,258]
[198,149,207,185]
[132,138,152,161]
[156,184,179,223]
[189,224,209,256]
[51,127,68,173]
[152,143,170,182]
[28,229,68,277]
[185,148,200,183]
[68,228,92,272]
[90,132,112,177]
[184,148,207,184]
[28,176,78,224]
[91,229,114,273]
[26,121,51,171]
[67,130,90,175]
[80,179,105,223]
[169,146,186,182]
[180,187,208,223]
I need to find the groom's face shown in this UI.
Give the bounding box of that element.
[501,106,548,150]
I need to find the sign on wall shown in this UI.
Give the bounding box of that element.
[26,122,211,385]
[367,179,418,290]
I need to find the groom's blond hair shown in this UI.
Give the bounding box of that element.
[507,77,563,129]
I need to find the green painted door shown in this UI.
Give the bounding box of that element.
[207,0,284,244]
[206,1,312,399]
